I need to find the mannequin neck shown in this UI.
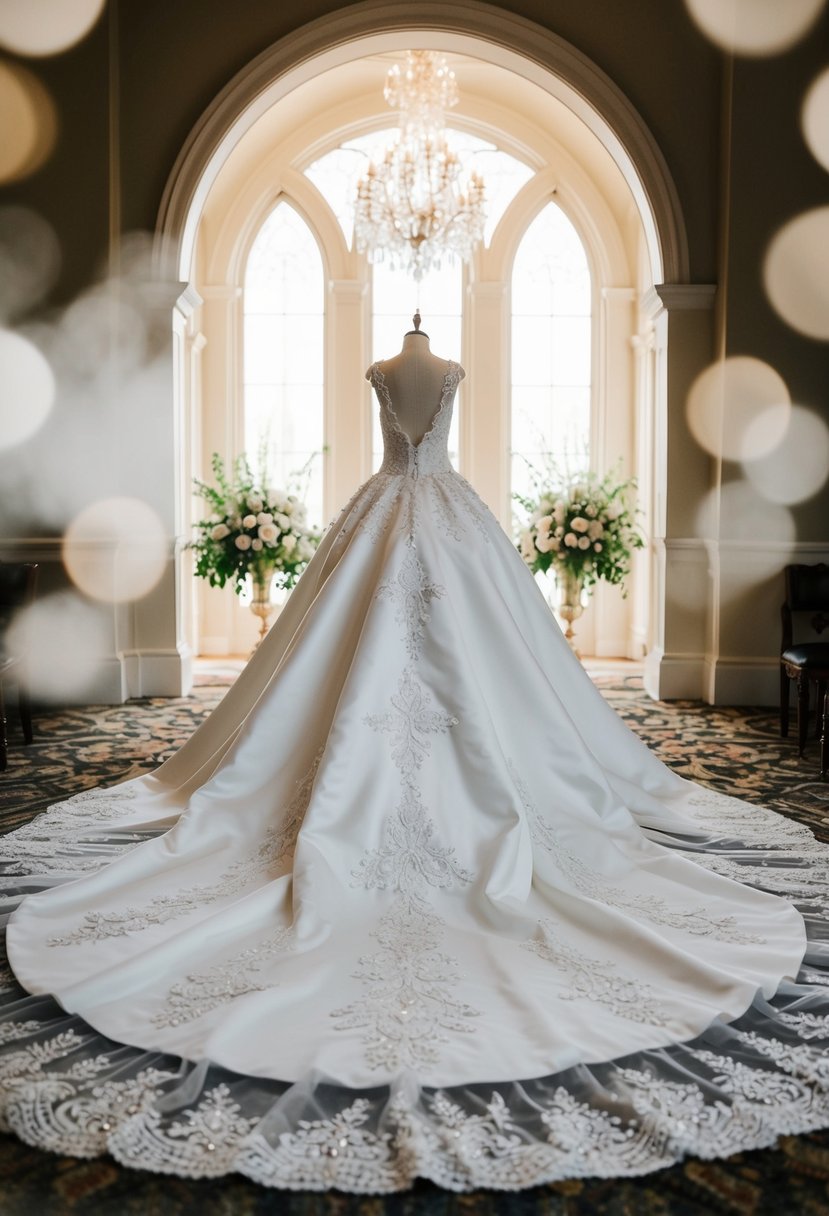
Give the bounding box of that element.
[402,331,430,351]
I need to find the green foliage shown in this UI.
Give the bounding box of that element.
[513,458,644,595]
[188,451,322,597]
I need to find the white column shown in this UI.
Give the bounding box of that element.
[327,278,369,508]
[465,280,508,524]
[591,286,636,657]
[196,284,244,656]
[641,283,717,702]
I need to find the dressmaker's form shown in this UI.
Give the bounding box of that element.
[367,312,466,445]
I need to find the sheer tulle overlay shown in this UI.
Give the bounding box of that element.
[3,362,829,1192]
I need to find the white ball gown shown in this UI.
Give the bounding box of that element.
[2,360,829,1194]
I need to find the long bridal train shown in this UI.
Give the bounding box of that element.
[2,353,829,1191]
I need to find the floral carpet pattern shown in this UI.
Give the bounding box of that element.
[1,674,828,1215]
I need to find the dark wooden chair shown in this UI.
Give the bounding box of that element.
[0,560,38,772]
[780,562,829,779]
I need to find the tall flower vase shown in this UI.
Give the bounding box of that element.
[557,567,586,656]
[249,563,276,653]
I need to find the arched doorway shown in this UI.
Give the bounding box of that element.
[160,4,712,692]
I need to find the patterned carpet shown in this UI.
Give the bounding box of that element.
[1,675,829,1215]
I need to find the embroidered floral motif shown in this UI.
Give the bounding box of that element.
[508,761,764,944]
[431,473,492,544]
[376,547,445,661]
[0,784,145,875]
[352,787,472,896]
[776,1010,829,1040]
[239,1097,399,1190]
[108,1083,254,1172]
[686,789,816,847]
[365,667,457,787]
[330,896,480,1070]
[153,927,294,1028]
[522,920,671,1026]
[730,1030,829,1088]
[48,750,323,946]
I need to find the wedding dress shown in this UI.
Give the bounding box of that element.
[2,359,829,1194]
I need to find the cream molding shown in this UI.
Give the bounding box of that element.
[156,0,689,286]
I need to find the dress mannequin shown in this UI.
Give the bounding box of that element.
[366,311,465,444]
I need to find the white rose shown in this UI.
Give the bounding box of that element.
[555,525,564,536]
[578,535,590,549]
[231,515,242,529]
[282,533,297,554]
[258,523,278,544]
[537,514,553,535]
[553,502,566,523]
[549,536,561,551]
[275,512,291,531]
[251,538,263,551]
[593,542,603,552]
[242,514,257,529]
[519,531,535,560]
[248,495,263,512]
[587,520,604,540]
[235,534,252,550]
[210,523,230,540]
[585,504,597,518]
[535,534,554,553]
[571,516,589,533]
[283,499,295,514]
[256,512,273,525]
[564,532,578,548]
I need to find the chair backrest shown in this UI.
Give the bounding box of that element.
[782,562,829,650]
[0,562,38,643]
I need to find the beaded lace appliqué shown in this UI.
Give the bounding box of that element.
[330,897,480,1070]
[365,667,457,787]
[508,761,764,944]
[376,547,445,661]
[351,786,472,895]
[0,784,144,875]
[153,928,294,1029]
[522,919,671,1026]
[48,750,322,946]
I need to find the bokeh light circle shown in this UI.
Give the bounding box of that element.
[684,0,826,55]
[803,68,829,172]
[743,405,829,503]
[63,497,168,604]
[0,61,57,183]
[696,481,796,593]
[686,356,791,460]
[60,290,149,378]
[0,0,106,56]
[0,328,56,450]
[764,208,829,340]
[0,206,61,322]
[7,592,104,703]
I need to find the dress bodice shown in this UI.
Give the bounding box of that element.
[369,360,462,478]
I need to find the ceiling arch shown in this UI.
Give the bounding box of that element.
[157,0,689,285]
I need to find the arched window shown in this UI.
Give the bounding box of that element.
[510,202,592,503]
[243,203,325,528]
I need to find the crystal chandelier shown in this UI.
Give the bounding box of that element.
[354,51,486,281]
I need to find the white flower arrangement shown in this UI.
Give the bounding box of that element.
[189,452,321,594]
[514,461,643,593]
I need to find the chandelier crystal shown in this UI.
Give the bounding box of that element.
[354,51,486,281]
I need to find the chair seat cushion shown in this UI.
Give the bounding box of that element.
[782,644,829,669]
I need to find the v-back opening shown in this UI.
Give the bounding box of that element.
[374,360,458,450]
